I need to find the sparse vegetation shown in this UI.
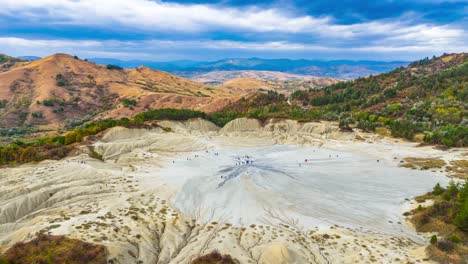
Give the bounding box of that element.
[212,54,468,147]
[0,109,222,166]
[42,98,66,107]
[56,73,71,87]
[400,157,446,170]
[410,181,468,263]
[0,235,107,264]
[31,112,44,119]
[122,99,137,107]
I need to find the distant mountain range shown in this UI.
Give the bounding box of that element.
[87,57,408,80]
[16,56,41,61]
[15,56,408,80]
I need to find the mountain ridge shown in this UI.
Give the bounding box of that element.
[212,53,467,147]
[88,57,408,80]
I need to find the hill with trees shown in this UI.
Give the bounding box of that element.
[212,53,467,147]
[0,53,466,167]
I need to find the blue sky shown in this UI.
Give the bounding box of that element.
[0,0,466,61]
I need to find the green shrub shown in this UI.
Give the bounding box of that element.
[55,74,70,87]
[432,183,445,195]
[106,64,123,70]
[455,182,468,231]
[43,98,66,107]
[122,99,137,107]
[0,99,7,108]
[430,235,438,245]
[436,240,455,252]
[31,112,44,119]
[448,234,461,244]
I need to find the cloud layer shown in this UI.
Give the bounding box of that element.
[0,0,466,60]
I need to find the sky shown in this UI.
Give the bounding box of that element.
[0,0,466,61]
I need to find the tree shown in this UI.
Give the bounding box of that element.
[106,64,123,70]
[432,183,444,195]
[455,182,468,231]
[19,146,37,163]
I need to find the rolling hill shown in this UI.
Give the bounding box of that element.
[0,53,238,130]
[190,70,338,83]
[219,77,339,95]
[0,54,29,73]
[212,53,467,147]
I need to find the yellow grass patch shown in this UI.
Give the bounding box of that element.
[375,126,391,137]
[446,160,468,179]
[400,157,446,170]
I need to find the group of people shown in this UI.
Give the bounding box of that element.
[235,155,253,166]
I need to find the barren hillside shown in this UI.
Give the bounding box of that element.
[0,54,237,129]
[0,54,28,73]
[220,77,339,94]
[191,70,337,83]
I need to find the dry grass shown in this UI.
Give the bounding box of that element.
[0,53,237,129]
[375,126,391,137]
[446,160,468,179]
[427,244,468,264]
[1,235,107,264]
[410,191,468,264]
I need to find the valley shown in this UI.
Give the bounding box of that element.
[0,53,466,264]
[1,1,466,263]
[1,118,465,263]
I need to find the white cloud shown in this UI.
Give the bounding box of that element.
[0,0,465,45]
[1,37,466,60]
[0,0,465,60]
[0,0,328,33]
[0,37,102,48]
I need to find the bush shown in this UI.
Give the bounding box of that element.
[448,234,461,244]
[1,235,107,264]
[0,99,7,108]
[106,64,123,70]
[53,107,64,113]
[122,99,137,107]
[455,182,468,231]
[56,74,70,87]
[436,240,455,252]
[432,183,445,195]
[31,112,44,119]
[134,108,209,123]
[191,251,239,264]
[43,98,66,107]
[430,235,438,245]
[0,257,12,264]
